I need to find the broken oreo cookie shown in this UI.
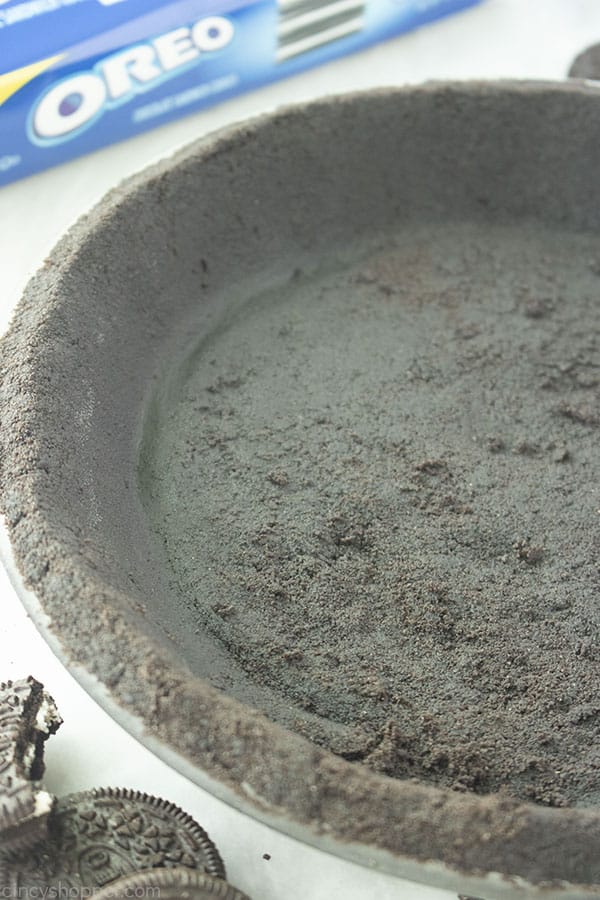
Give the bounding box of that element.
[94,866,249,899]
[568,43,600,80]
[0,677,61,856]
[0,787,225,897]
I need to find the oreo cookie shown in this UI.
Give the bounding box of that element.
[0,677,61,856]
[0,787,225,898]
[568,43,600,80]
[94,867,250,899]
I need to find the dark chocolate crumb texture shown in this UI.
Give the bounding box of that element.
[0,787,225,896]
[141,222,600,809]
[0,677,61,856]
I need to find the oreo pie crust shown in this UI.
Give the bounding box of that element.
[1,84,600,895]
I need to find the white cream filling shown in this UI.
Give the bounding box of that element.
[19,697,58,776]
[33,790,54,818]
[34,697,56,735]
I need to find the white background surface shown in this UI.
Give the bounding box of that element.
[2,2,600,898]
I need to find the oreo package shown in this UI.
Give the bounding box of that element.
[0,0,484,186]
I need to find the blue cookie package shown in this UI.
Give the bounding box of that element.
[0,0,484,186]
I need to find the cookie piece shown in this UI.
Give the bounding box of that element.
[95,867,250,899]
[568,43,600,80]
[0,677,61,855]
[0,787,225,897]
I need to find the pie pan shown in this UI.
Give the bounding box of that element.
[1,83,600,898]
